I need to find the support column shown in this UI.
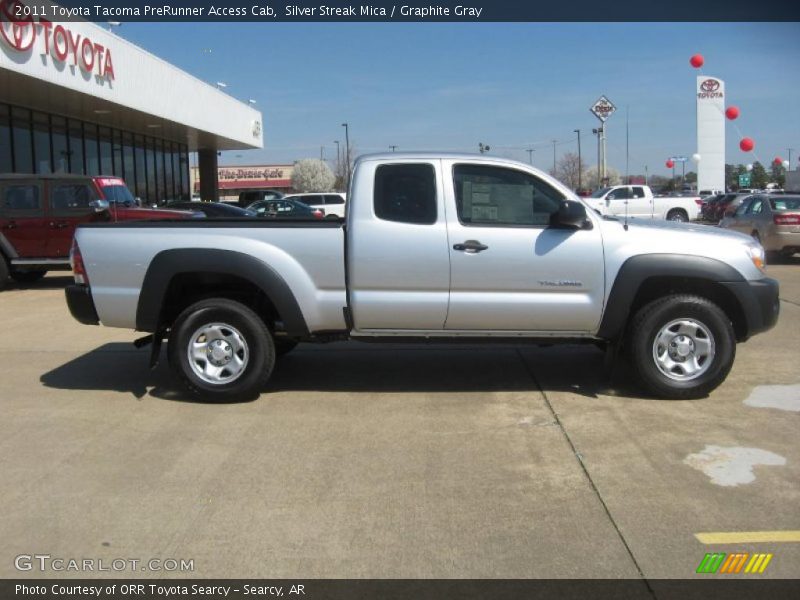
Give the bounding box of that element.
[198,149,219,202]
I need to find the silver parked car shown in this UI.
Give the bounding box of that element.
[720,194,800,261]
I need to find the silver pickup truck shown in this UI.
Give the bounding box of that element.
[65,153,779,401]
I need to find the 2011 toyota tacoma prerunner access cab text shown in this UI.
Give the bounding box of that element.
[64,153,780,401]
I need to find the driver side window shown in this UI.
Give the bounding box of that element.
[608,187,630,201]
[453,164,563,227]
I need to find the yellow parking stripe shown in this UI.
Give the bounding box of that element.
[695,531,800,544]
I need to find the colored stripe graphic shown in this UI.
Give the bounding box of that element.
[719,553,749,573]
[697,552,774,574]
[697,553,726,574]
[744,553,773,574]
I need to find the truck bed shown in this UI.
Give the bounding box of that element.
[76,218,347,331]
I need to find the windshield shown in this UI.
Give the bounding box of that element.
[102,184,137,206]
[590,187,612,198]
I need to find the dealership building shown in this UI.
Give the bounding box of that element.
[0,9,263,204]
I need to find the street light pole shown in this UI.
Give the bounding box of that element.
[341,123,350,191]
[592,128,601,188]
[573,129,582,190]
[526,148,534,165]
[389,145,398,152]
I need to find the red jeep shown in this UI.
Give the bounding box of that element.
[0,174,194,289]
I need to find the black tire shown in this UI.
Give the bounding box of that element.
[627,294,736,400]
[274,339,299,356]
[666,209,689,222]
[167,298,275,401]
[0,258,8,291]
[10,270,47,283]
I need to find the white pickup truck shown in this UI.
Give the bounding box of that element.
[585,185,702,222]
[65,153,778,401]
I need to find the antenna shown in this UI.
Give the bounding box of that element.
[623,193,629,231]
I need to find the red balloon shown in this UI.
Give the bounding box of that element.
[690,54,704,68]
[739,138,754,152]
[725,106,740,120]
[774,157,783,166]
[666,159,675,169]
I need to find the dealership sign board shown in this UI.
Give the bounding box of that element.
[696,76,725,194]
[0,0,115,79]
[590,96,616,122]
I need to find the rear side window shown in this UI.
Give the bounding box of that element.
[292,196,315,206]
[632,187,645,198]
[50,183,96,212]
[325,194,345,205]
[1,185,41,214]
[374,164,436,225]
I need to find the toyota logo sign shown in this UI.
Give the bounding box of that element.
[0,0,35,52]
[697,78,723,99]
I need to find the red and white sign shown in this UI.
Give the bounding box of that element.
[590,95,616,122]
[0,0,115,79]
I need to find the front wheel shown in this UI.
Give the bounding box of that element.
[627,294,735,399]
[168,298,275,401]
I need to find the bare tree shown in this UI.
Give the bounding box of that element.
[291,159,335,192]
[333,143,356,192]
[554,152,586,191]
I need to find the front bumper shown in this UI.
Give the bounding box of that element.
[722,277,780,340]
[65,285,100,325]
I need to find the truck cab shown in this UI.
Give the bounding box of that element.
[585,184,654,218]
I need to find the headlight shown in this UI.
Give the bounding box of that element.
[746,244,766,272]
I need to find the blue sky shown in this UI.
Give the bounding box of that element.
[119,22,800,176]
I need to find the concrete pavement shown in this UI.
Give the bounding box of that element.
[0,265,798,580]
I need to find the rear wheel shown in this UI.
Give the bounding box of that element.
[627,294,735,399]
[168,298,275,401]
[666,209,689,222]
[10,270,47,283]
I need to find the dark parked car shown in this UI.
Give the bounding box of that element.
[247,198,323,219]
[236,189,284,207]
[0,174,193,290]
[165,201,256,218]
[700,193,726,221]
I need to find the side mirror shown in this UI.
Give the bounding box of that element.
[551,200,591,229]
[89,199,110,214]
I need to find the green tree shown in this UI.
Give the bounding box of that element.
[770,162,786,188]
[685,171,697,184]
[750,161,768,189]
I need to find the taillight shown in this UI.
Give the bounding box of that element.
[312,209,323,219]
[774,214,800,225]
[70,238,88,285]
[695,199,703,205]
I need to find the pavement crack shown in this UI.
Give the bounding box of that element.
[780,298,800,308]
[515,349,656,597]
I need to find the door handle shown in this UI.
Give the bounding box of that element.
[453,240,489,253]
[3,221,16,230]
[50,222,70,229]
